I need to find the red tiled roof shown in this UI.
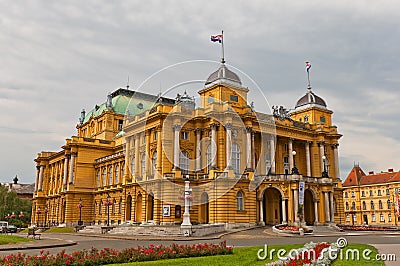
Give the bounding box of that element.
[343,166,400,187]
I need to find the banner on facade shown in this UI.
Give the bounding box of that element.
[396,194,400,218]
[298,181,305,205]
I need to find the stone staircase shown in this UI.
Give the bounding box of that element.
[78,225,182,237]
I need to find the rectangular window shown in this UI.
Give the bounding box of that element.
[351,192,355,198]
[353,214,357,222]
[181,132,188,140]
[346,215,350,222]
[378,190,382,196]
[153,131,158,140]
[372,214,376,222]
[389,214,392,222]
[118,120,123,131]
[361,191,365,197]
[208,95,214,104]
[230,95,238,102]
[380,214,385,222]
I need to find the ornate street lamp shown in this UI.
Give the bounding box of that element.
[291,150,299,174]
[36,207,41,227]
[322,155,329,178]
[77,198,83,226]
[44,206,49,227]
[104,194,113,226]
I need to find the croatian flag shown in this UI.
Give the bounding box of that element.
[305,61,311,72]
[211,34,223,43]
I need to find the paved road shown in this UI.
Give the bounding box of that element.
[1,227,399,263]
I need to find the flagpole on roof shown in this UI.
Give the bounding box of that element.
[306,61,311,90]
[221,30,225,63]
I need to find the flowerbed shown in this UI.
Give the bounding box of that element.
[274,224,313,234]
[338,224,400,231]
[266,241,341,266]
[2,241,232,266]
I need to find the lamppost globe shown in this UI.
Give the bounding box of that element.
[291,150,299,174]
[322,155,326,160]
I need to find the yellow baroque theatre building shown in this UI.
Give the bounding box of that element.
[32,61,344,228]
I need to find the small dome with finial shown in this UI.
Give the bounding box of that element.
[205,63,242,88]
[295,87,327,110]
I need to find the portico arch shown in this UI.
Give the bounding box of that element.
[304,188,316,225]
[262,187,283,225]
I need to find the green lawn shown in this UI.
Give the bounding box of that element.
[110,243,385,266]
[0,235,32,245]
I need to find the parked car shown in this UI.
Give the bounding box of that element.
[7,225,17,233]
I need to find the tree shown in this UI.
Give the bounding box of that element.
[0,184,32,228]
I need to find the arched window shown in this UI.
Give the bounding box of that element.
[99,201,103,215]
[121,162,125,177]
[351,202,356,210]
[94,201,97,215]
[387,200,391,209]
[152,151,158,174]
[265,153,271,175]
[378,190,382,196]
[379,200,383,209]
[344,192,348,198]
[237,191,244,211]
[115,165,119,184]
[108,166,113,185]
[130,156,135,176]
[345,202,349,210]
[141,154,146,177]
[362,201,366,210]
[119,198,122,214]
[369,190,373,196]
[179,151,190,175]
[102,169,107,186]
[232,143,240,174]
[97,170,101,187]
[371,201,375,210]
[112,199,117,214]
[386,189,390,196]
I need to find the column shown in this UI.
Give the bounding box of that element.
[38,165,44,191]
[259,199,264,225]
[195,129,202,171]
[324,192,331,222]
[293,189,299,222]
[156,128,162,177]
[319,142,325,173]
[144,131,150,179]
[314,201,319,223]
[35,166,40,192]
[269,136,276,174]
[225,123,232,169]
[330,192,335,223]
[210,123,218,169]
[305,141,311,177]
[68,152,76,184]
[288,138,294,171]
[245,127,252,170]
[251,131,256,170]
[134,134,140,178]
[173,125,181,169]
[124,137,131,182]
[282,199,287,223]
[332,144,340,179]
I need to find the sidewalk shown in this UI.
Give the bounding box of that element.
[372,244,400,266]
[0,234,76,251]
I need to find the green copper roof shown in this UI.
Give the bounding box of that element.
[81,88,175,124]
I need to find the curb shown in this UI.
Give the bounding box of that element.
[65,226,263,242]
[0,239,77,251]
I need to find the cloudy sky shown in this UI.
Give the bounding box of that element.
[1,0,399,184]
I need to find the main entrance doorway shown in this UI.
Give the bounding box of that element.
[263,187,282,224]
